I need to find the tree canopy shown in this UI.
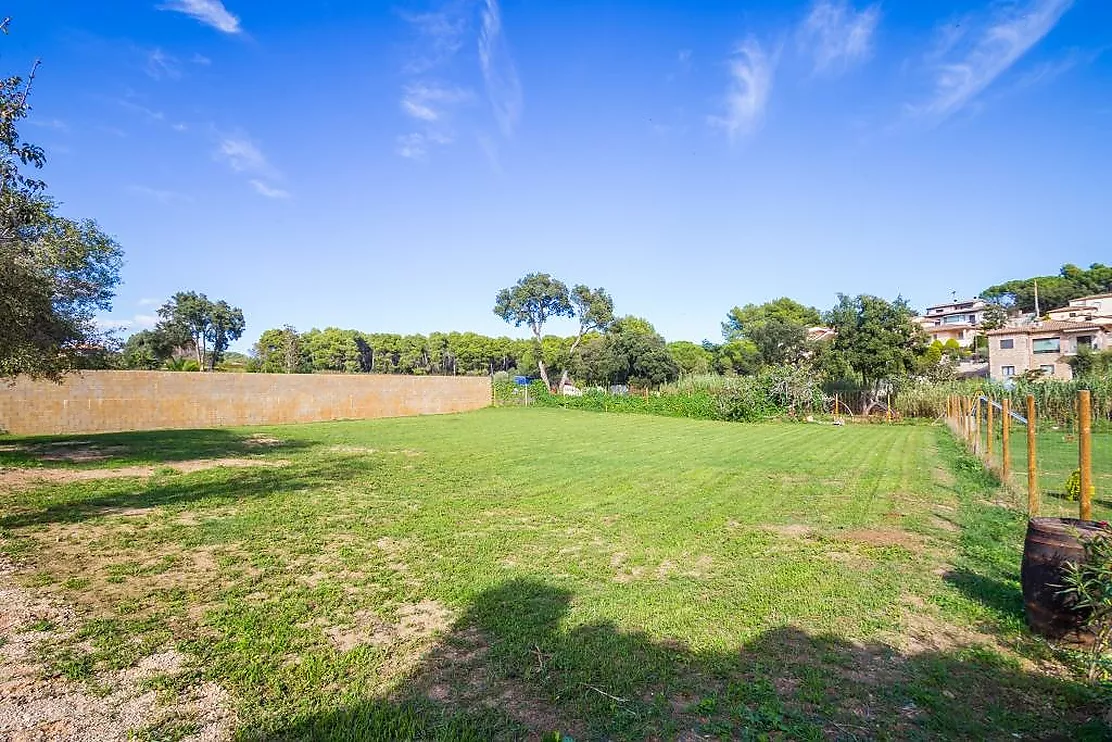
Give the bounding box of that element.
[981,263,1112,313]
[494,272,575,387]
[722,298,822,366]
[1,43,123,378]
[156,292,245,371]
[826,294,927,388]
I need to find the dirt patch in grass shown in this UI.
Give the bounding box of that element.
[1,441,128,464]
[0,556,235,741]
[328,445,379,455]
[764,524,813,538]
[0,458,290,491]
[839,528,923,552]
[244,434,284,447]
[322,600,455,652]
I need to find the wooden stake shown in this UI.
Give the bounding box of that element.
[986,397,994,466]
[973,397,981,455]
[1001,398,1011,481]
[1079,389,1093,521]
[1027,395,1038,518]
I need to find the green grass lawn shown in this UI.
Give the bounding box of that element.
[1,408,1107,740]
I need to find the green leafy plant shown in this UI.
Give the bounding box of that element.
[1066,469,1082,501]
[1060,531,1112,682]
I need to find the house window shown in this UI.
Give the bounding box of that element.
[1040,364,1055,377]
[943,315,966,325]
[1002,366,1015,377]
[1077,335,1093,350]
[1032,338,1060,354]
[999,339,1014,350]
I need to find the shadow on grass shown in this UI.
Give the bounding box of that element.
[255,579,1108,741]
[942,568,1026,624]
[0,428,315,468]
[0,458,359,529]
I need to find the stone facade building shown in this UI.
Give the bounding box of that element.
[986,319,1112,381]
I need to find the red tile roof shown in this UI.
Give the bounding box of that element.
[986,320,1112,336]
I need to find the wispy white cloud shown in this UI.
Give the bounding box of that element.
[215,133,290,197]
[191,52,212,65]
[479,0,523,137]
[709,39,775,142]
[1015,46,1105,89]
[145,48,181,80]
[400,83,472,123]
[798,0,880,75]
[216,136,271,175]
[476,133,501,172]
[908,0,1074,121]
[396,131,453,161]
[96,314,158,332]
[115,96,165,123]
[29,118,69,131]
[138,298,161,307]
[401,10,467,74]
[249,180,291,199]
[96,318,134,331]
[127,185,194,204]
[159,0,241,34]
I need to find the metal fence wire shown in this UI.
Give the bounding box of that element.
[947,392,1110,522]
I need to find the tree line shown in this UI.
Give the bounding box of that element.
[107,272,955,395]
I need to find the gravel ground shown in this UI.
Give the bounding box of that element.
[0,557,235,742]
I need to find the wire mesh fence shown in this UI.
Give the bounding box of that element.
[947,391,1110,522]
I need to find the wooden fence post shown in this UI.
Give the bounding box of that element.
[1001,398,1011,481]
[986,397,994,467]
[974,397,981,455]
[1079,389,1093,521]
[1027,395,1038,518]
[962,397,971,443]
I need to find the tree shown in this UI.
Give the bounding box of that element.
[607,316,679,388]
[120,329,176,370]
[493,273,573,388]
[1,43,123,379]
[206,300,245,370]
[157,292,209,369]
[982,263,1112,313]
[826,294,927,390]
[667,341,713,375]
[302,327,362,373]
[722,298,822,366]
[981,302,1008,331]
[156,292,245,371]
[559,285,613,387]
[253,325,306,373]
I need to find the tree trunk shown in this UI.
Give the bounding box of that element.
[537,358,551,389]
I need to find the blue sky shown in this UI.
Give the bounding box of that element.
[8,0,1112,348]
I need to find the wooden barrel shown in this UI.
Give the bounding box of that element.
[1021,517,1109,642]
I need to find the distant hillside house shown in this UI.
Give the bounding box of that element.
[1045,293,1112,323]
[915,298,987,346]
[987,319,1112,381]
[806,326,836,343]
